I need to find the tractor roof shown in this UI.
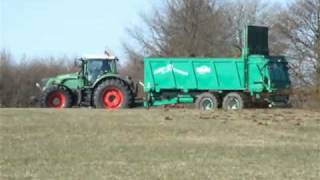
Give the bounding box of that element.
[81,54,117,61]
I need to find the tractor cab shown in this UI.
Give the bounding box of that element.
[75,54,119,85]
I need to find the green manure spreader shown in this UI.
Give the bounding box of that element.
[143,26,291,110]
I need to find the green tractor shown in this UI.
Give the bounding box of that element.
[37,53,136,109]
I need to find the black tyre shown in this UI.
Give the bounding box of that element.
[41,86,72,108]
[222,92,244,110]
[195,93,219,110]
[94,79,133,109]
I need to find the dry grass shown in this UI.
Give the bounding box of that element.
[1,108,320,180]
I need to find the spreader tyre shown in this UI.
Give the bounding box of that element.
[222,92,244,110]
[195,93,219,110]
[41,86,72,108]
[94,79,133,109]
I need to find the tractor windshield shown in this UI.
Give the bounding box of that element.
[87,60,112,83]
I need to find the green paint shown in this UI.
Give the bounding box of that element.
[144,26,291,107]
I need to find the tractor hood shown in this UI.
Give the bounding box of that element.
[54,73,78,81]
[45,73,78,87]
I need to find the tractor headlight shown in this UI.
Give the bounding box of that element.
[36,78,49,91]
[36,83,41,89]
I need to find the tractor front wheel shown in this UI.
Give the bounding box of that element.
[94,79,133,109]
[41,86,72,108]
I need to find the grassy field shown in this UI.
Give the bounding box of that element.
[0,108,320,180]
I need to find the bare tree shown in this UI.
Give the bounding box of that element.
[126,0,232,58]
[275,0,320,87]
[0,50,74,107]
[223,0,284,55]
[125,0,284,62]
[0,50,15,107]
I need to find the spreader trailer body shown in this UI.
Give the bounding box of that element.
[143,26,291,110]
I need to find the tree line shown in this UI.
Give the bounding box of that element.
[0,0,319,108]
[0,51,75,107]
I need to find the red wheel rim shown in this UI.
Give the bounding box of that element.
[47,91,66,108]
[103,88,124,109]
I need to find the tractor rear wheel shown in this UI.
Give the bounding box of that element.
[94,79,133,109]
[195,93,218,111]
[41,86,72,108]
[222,92,244,110]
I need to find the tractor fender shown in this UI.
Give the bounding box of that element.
[92,74,132,90]
[46,84,73,93]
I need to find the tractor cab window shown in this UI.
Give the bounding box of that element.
[87,60,112,83]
